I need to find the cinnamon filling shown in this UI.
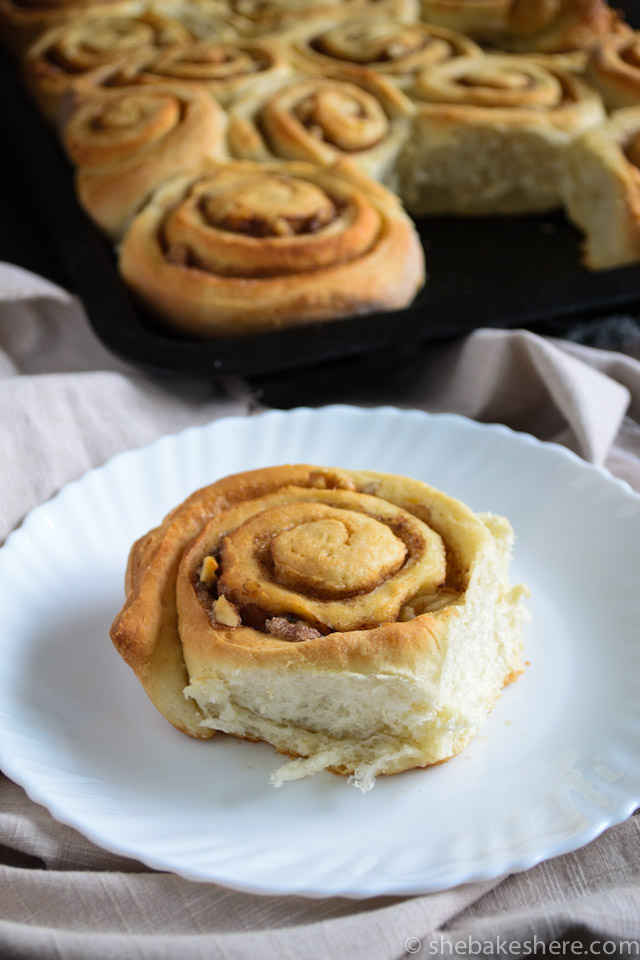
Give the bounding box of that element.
[205,208,338,238]
[621,42,640,70]
[44,21,159,73]
[149,44,272,81]
[197,177,339,237]
[292,88,388,152]
[265,617,323,642]
[623,133,640,170]
[311,26,429,65]
[191,497,451,639]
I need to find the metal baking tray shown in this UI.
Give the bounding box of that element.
[1,0,639,378]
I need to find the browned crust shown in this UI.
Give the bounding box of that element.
[64,84,226,240]
[118,158,425,336]
[505,0,618,54]
[587,29,640,110]
[110,464,481,737]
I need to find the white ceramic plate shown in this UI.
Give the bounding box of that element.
[0,406,638,898]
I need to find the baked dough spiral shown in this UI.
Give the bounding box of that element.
[69,37,291,109]
[401,53,604,214]
[110,465,527,790]
[282,17,481,86]
[564,106,640,269]
[500,0,618,54]
[227,68,414,190]
[118,158,425,335]
[587,29,640,111]
[22,4,193,123]
[0,0,120,55]
[64,84,227,240]
[223,0,419,36]
[148,0,238,41]
[419,0,618,53]
[419,0,510,36]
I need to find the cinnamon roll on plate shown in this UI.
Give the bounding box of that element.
[111,464,527,791]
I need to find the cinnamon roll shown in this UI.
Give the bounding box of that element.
[499,0,619,55]
[587,29,640,112]
[223,0,419,37]
[227,68,414,191]
[281,18,481,87]
[401,53,605,215]
[564,106,640,269]
[110,465,527,791]
[419,0,510,37]
[118,158,425,335]
[22,4,194,123]
[0,0,124,56]
[70,37,291,109]
[64,84,227,240]
[150,0,238,41]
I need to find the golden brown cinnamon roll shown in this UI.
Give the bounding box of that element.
[420,0,619,54]
[223,0,419,37]
[63,84,227,240]
[227,68,414,191]
[401,53,605,215]
[22,4,194,123]
[70,37,291,108]
[564,106,640,269]
[420,0,510,36]
[149,0,238,40]
[587,29,640,111]
[500,0,619,55]
[110,464,527,790]
[0,0,122,55]
[281,17,481,87]
[119,158,425,335]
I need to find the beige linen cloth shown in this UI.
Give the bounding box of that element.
[0,262,639,960]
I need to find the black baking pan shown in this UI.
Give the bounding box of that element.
[1,1,639,379]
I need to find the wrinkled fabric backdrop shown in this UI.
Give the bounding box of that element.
[0,263,638,960]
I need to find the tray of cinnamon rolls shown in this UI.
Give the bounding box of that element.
[1,0,639,375]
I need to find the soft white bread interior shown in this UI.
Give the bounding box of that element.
[564,106,640,269]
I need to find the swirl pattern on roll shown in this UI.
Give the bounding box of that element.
[223,0,419,36]
[413,52,571,107]
[71,38,291,108]
[587,29,640,111]
[400,54,604,215]
[64,84,227,239]
[420,0,510,36]
[227,68,413,188]
[420,0,616,53]
[23,6,192,122]
[283,18,480,85]
[118,158,425,335]
[0,0,122,54]
[195,487,446,633]
[111,464,526,787]
[502,0,618,54]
